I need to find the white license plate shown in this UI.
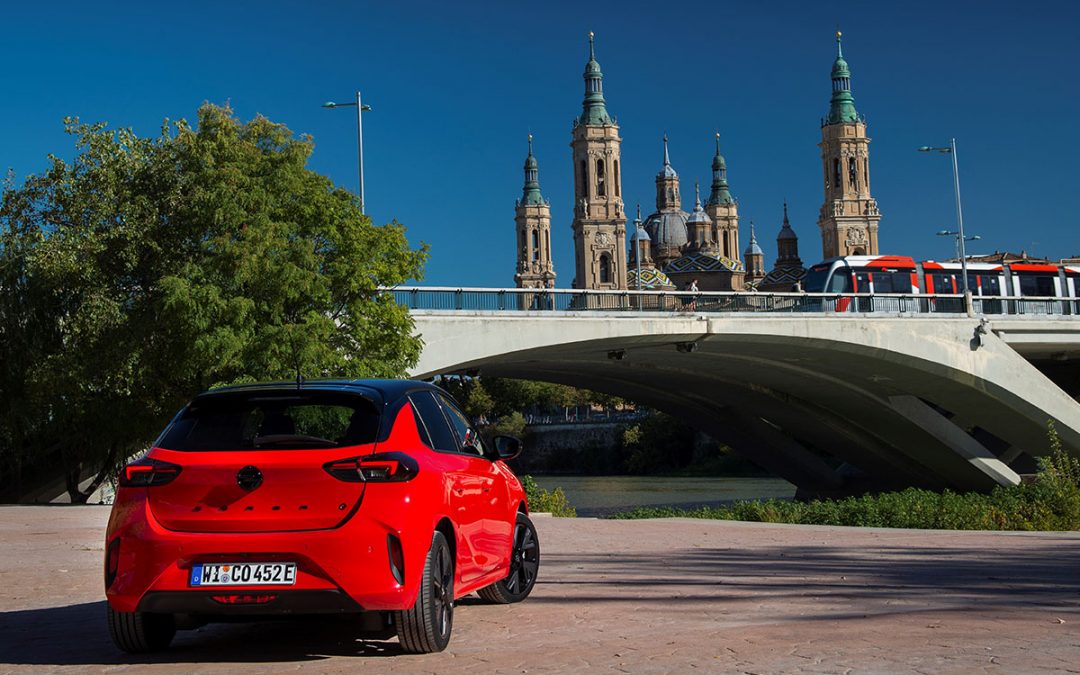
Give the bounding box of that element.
[190,562,297,587]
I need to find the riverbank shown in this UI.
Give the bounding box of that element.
[2,506,1079,672]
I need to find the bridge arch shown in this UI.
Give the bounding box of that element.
[409,311,1080,496]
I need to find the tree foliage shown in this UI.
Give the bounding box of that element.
[0,104,427,502]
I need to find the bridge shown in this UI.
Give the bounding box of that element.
[392,287,1080,498]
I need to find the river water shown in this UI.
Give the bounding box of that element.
[531,475,795,517]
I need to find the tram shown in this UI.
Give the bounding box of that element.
[802,255,1080,313]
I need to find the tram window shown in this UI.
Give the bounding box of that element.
[853,271,871,293]
[1018,274,1055,297]
[872,271,911,293]
[974,274,1001,296]
[828,272,852,293]
[930,273,956,294]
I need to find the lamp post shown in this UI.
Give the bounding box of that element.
[936,229,980,263]
[918,139,969,295]
[323,91,373,214]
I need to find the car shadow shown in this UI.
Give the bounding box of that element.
[0,601,409,665]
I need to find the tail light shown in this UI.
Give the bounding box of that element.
[119,457,182,487]
[105,537,121,588]
[387,534,405,585]
[323,452,419,483]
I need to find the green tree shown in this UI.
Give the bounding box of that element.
[0,104,427,502]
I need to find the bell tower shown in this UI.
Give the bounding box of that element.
[817,32,881,258]
[514,134,555,289]
[570,32,627,289]
[706,132,740,263]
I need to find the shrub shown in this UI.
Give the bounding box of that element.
[520,475,576,518]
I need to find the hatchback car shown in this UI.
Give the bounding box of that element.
[104,380,539,654]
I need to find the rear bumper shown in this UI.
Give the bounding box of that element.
[105,491,430,614]
[138,589,363,615]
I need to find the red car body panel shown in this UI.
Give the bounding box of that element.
[105,385,528,617]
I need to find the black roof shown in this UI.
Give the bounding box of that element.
[200,379,442,407]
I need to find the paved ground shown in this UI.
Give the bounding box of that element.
[1,506,1079,673]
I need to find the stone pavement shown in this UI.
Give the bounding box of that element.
[1,506,1079,673]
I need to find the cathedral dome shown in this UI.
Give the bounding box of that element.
[643,209,689,250]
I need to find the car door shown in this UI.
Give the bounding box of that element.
[435,394,511,576]
[408,391,486,583]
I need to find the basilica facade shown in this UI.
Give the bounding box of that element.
[513,32,880,293]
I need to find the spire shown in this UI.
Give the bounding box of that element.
[745,220,764,256]
[521,133,544,205]
[778,201,797,240]
[658,134,677,179]
[579,31,612,126]
[825,31,859,125]
[694,180,702,209]
[708,132,734,205]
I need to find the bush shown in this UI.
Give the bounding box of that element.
[613,421,1080,531]
[520,475,576,518]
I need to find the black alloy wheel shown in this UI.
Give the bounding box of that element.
[394,530,454,653]
[477,512,540,604]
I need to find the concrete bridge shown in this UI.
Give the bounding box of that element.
[395,287,1080,497]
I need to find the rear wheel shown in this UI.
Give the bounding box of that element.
[477,512,540,604]
[394,530,453,653]
[107,605,176,653]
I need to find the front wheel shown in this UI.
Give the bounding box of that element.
[394,530,454,653]
[107,605,175,653]
[477,512,540,604]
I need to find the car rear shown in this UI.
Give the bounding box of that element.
[104,385,424,630]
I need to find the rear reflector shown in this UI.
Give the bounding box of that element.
[119,457,182,487]
[211,594,278,605]
[387,534,405,585]
[105,537,121,588]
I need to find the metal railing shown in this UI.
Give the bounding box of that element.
[383,287,1080,317]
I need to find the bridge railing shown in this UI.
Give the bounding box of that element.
[383,287,1080,317]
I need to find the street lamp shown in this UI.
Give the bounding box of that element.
[323,92,373,214]
[936,229,980,263]
[918,139,969,296]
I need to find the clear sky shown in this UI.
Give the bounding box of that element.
[2,0,1078,286]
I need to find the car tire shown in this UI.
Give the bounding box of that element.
[394,530,454,653]
[477,512,540,604]
[107,605,176,653]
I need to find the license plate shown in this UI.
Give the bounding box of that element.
[190,562,297,587]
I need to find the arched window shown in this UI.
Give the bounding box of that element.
[723,233,730,258]
[833,158,842,190]
[599,253,612,284]
[596,159,606,197]
[531,229,539,261]
[849,157,858,190]
[579,160,587,197]
[614,160,620,197]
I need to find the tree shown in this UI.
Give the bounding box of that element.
[0,104,428,502]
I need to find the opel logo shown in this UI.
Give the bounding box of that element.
[236,465,263,491]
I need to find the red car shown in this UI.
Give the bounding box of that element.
[104,380,539,654]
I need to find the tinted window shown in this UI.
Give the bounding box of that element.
[803,266,830,293]
[438,394,483,455]
[828,270,853,293]
[1018,274,1055,297]
[159,390,379,451]
[409,391,458,452]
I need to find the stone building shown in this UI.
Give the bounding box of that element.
[514,135,556,289]
[743,222,766,286]
[570,32,628,290]
[759,203,807,291]
[817,31,881,258]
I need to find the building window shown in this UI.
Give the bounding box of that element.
[849,157,858,190]
[614,160,620,197]
[596,159,606,197]
[833,158,842,190]
[599,253,612,284]
[532,229,539,261]
[579,160,587,197]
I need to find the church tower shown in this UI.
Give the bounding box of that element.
[514,134,556,289]
[817,31,881,258]
[705,133,740,263]
[744,221,766,286]
[571,32,627,289]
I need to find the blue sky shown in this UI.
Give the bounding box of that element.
[2,0,1078,286]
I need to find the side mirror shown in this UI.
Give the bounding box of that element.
[493,435,522,461]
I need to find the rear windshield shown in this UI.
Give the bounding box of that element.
[158,390,380,451]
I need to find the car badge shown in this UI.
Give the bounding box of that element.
[236,465,263,491]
